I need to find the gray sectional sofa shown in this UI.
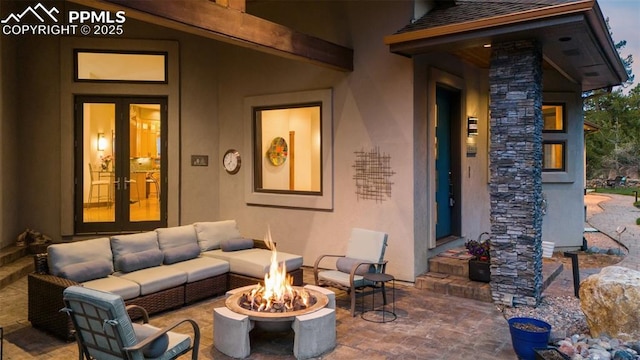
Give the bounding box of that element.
[28,220,303,340]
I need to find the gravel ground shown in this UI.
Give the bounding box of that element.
[498,229,639,359]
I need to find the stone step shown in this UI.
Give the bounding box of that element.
[0,255,34,290]
[415,272,492,302]
[418,257,565,303]
[0,245,28,267]
[428,254,470,277]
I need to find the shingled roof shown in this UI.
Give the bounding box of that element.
[385,0,627,91]
[394,0,585,35]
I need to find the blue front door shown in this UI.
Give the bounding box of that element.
[436,87,453,239]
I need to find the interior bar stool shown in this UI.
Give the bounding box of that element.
[361,272,396,323]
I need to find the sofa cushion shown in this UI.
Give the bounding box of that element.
[117,266,187,296]
[166,257,230,282]
[132,323,169,358]
[202,248,303,279]
[116,249,164,273]
[82,276,141,300]
[336,257,375,275]
[193,220,242,251]
[220,237,254,252]
[48,237,113,277]
[110,232,160,272]
[163,243,201,265]
[156,225,198,250]
[59,259,113,282]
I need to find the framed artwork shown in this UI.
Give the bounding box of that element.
[267,137,288,166]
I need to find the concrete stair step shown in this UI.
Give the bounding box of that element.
[428,254,470,277]
[0,245,28,267]
[418,256,565,303]
[0,255,34,290]
[415,272,492,302]
[0,246,34,290]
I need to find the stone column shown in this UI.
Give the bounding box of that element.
[489,39,544,306]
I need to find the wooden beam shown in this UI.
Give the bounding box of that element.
[68,0,352,71]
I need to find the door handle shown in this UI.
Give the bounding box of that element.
[124,177,131,190]
[113,178,121,190]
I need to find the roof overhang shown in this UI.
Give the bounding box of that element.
[67,0,353,72]
[385,0,627,91]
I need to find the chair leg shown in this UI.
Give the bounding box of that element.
[350,287,356,317]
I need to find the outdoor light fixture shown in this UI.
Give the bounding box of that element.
[97,132,107,151]
[467,116,478,137]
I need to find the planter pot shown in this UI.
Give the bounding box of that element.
[468,259,490,282]
[508,317,552,360]
[534,347,570,360]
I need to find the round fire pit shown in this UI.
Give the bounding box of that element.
[225,286,329,322]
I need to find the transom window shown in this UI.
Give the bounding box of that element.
[75,50,167,83]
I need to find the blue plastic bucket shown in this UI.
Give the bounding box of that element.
[508,317,551,360]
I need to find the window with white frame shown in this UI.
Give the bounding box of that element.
[244,89,333,210]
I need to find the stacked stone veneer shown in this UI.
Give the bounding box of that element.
[488,40,544,307]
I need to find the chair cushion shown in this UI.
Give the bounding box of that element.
[220,237,254,252]
[116,249,164,273]
[132,323,169,358]
[345,228,388,262]
[193,220,242,251]
[335,257,374,275]
[317,270,368,288]
[163,243,201,265]
[82,276,141,300]
[48,237,113,277]
[59,259,113,282]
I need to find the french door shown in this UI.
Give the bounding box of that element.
[75,96,167,233]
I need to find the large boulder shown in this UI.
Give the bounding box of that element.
[579,266,640,341]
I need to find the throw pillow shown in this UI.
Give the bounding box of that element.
[220,237,254,252]
[336,257,375,275]
[116,249,164,273]
[163,243,201,264]
[132,323,169,358]
[59,260,113,282]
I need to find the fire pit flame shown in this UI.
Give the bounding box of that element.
[239,226,314,313]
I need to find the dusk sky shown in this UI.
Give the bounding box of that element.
[598,0,640,91]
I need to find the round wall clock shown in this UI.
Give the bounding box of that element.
[267,137,288,166]
[222,149,241,174]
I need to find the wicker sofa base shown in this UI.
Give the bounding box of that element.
[28,272,229,341]
[185,273,228,304]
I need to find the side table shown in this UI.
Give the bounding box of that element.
[361,273,396,323]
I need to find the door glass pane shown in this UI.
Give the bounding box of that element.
[83,103,116,223]
[129,104,161,222]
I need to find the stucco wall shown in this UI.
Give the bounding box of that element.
[0,22,19,249]
[216,1,417,281]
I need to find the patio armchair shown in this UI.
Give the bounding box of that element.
[313,228,389,316]
[62,285,200,360]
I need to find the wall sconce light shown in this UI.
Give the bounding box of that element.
[97,133,107,151]
[467,116,478,137]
